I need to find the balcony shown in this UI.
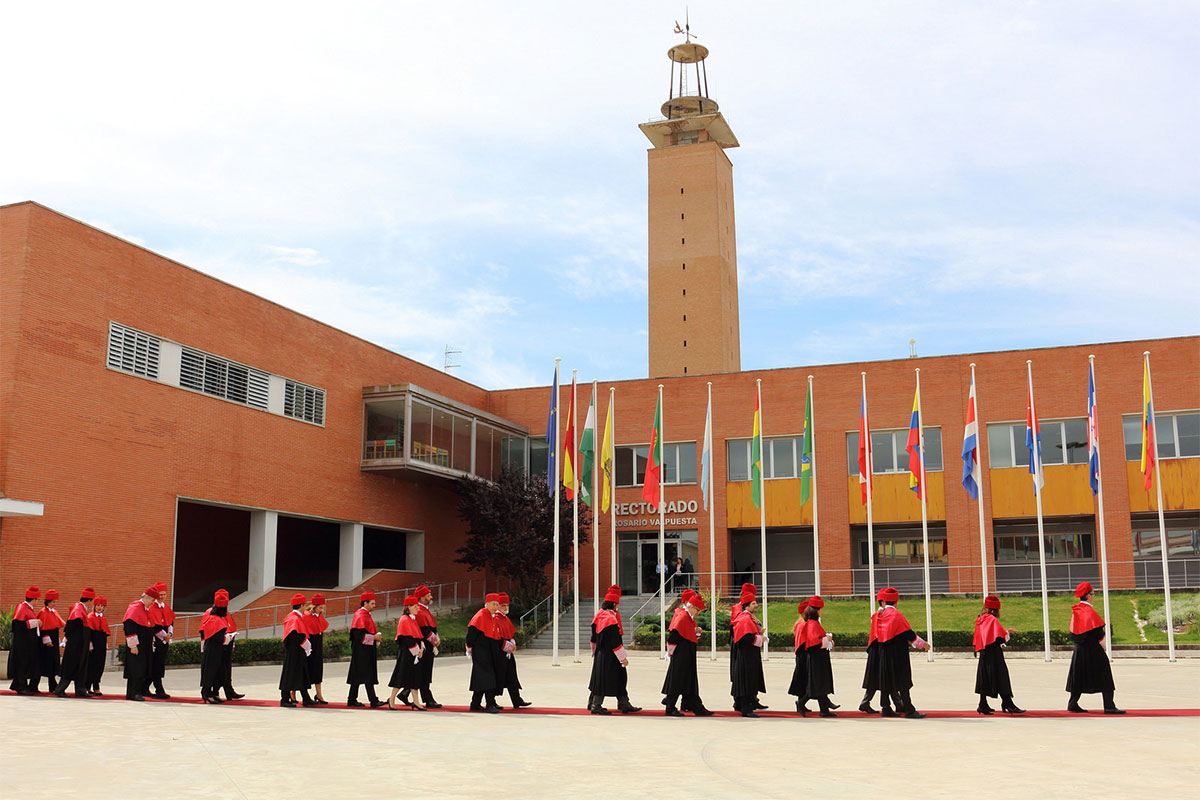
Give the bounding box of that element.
[361,383,529,482]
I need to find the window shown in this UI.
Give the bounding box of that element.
[106,322,160,378]
[1131,524,1200,558]
[615,442,697,486]
[860,538,949,566]
[846,429,943,474]
[284,379,325,425]
[987,420,1088,468]
[180,347,269,410]
[1122,412,1200,460]
[726,436,805,481]
[993,533,1094,562]
[363,399,405,459]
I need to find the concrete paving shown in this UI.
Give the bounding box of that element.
[3,651,1197,799]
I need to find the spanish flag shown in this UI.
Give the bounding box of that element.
[561,374,577,500]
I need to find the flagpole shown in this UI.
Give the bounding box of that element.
[1028,360,1052,663]
[1145,351,1177,662]
[658,383,667,659]
[863,372,876,613]
[916,368,933,662]
[971,363,989,596]
[571,371,580,663]
[707,381,717,661]
[1087,356,1113,658]
[809,375,820,595]
[757,378,769,661]
[552,358,561,668]
[592,380,600,618]
[609,387,617,587]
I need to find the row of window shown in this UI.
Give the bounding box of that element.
[107,322,325,425]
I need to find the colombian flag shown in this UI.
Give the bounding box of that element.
[1140,357,1155,491]
[906,386,922,498]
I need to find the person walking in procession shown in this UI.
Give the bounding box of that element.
[199,590,232,704]
[495,593,531,709]
[36,589,65,694]
[305,593,329,705]
[347,591,386,708]
[661,589,713,716]
[859,590,887,714]
[85,595,110,696]
[973,595,1024,715]
[466,593,504,713]
[730,591,767,717]
[1066,582,1123,714]
[145,582,174,699]
[8,587,43,695]
[875,587,927,719]
[788,599,811,714]
[588,586,641,715]
[413,585,442,708]
[387,595,426,710]
[122,588,157,701]
[801,596,839,717]
[279,593,314,707]
[54,587,95,698]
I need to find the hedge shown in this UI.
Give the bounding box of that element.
[632,625,1071,649]
[117,632,475,667]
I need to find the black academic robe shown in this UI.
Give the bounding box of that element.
[730,631,765,701]
[279,629,310,692]
[877,629,916,694]
[388,635,423,691]
[661,629,700,697]
[87,625,109,689]
[346,627,379,686]
[787,648,809,698]
[307,631,324,684]
[37,626,61,684]
[805,644,835,699]
[58,616,90,692]
[219,639,235,690]
[861,641,881,691]
[122,619,154,693]
[200,624,227,694]
[465,624,501,693]
[7,607,40,691]
[148,617,169,682]
[1065,627,1115,695]
[588,622,627,698]
[975,639,1013,698]
[416,612,438,691]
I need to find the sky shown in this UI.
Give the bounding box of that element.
[3,2,1197,390]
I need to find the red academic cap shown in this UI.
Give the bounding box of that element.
[93,596,107,607]
[25,586,40,600]
[880,587,899,603]
[498,592,510,604]
[213,589,229,607]
[153,582,167,593]
[81,587,96,600]
[808,595,824,609]
[415,585,431,597]
[1075,581,1093,599]
[45,589,60,601]
[290,593,307,606]
[485,592,501,603]
[403,595,420,607]
[604,587,621,604]
[740,582,757,595]
[310,593,325,605]
[739,591,756,606]
[143,587,160,600]
[608,584,622,596]
[688,594,706,611]
[360,590,376,603]
[797,601,809,614]
[875,588,889,602]
[983,594,1001,610]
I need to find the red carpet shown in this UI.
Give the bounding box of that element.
[2,691,1196,718]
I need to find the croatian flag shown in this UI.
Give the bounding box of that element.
[1087,362,1100,496]
[1025,372,1044,494]
[961,375,981,500]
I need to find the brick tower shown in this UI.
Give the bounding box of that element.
[640,36,741,378]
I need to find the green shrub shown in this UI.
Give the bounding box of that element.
[0,609,12,651]
[1145,593,1200,631]
[119,631,471,666]
[632,624,1070,650]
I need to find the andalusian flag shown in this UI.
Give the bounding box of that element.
[600,396,614,512]
[751,387,763,509]
[799,383,814,506]
[1140,357,1155,491]
[579,386,597,507]
[642,392,663,509]
[561,374,577,500]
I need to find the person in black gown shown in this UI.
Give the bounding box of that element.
[661,589,712,716]
[8,586,43,695]
[787,600,811,713]
[200,589,231,704]
[35,589,64,694]
[122,588,157,701]
[305,593,329,705]
[588,587,641,714]
[279,593,314,708]
[875,587,927,719]
[495,593,531,709]
[54,587,95,698]
[973,594,1024,715]
[730,591,766,718]
[859,589,886,714]
[347,590,385,708]
[466,593,504,713]
[1066,582,1123,714]
[85,595,111,696]
[801,596,838,717]
[387,595,426,710]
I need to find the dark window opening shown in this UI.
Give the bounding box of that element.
[684,340,687,347]
[173,501,250,612]
[363,527,409,571]
[276,516,339,588]
[684,367,688,373]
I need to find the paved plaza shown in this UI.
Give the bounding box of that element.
[3,651,1197,799]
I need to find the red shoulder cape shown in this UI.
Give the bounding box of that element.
[468,608,499,638]
[801,618,828,649]
[792,618,806,652]
[13,602,36,622]
[1070,602,1105,636]
[395,614,422,639]
[732,610,760,643]
[304,612,329,635]
[68,602,88,622]
[668,607,698,643]
[282,610,306,641]
[351,607,378,634]
[87,612,111,636]
[593,609,619,635]
[415,605,437,629]
[495,612,516,639]
[875,607,912,643]
[868,610,879,645]
[123,600,152,626]
[200,612,229,640]
[973,613,1008,652]
[38,607,65,630]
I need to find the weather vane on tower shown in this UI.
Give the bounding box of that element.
[673,9,696,43]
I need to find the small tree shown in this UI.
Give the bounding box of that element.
[455,468,591,609]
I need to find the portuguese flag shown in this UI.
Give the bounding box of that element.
[751,387,763,509]
[642,392,663,509]
[799,383,814,506]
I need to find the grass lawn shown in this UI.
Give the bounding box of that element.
[729,591,1199,645]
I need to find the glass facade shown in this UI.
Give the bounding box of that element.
[845,429,944,474]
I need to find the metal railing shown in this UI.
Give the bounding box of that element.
[519,576,572,633]
[171,576,509,642]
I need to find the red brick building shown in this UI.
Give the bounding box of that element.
[2,201,1197,615]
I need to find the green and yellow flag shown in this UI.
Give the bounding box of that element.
[799,383,814,506]
[751,388,763,508]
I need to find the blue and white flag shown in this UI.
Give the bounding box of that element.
[1087,361,1100,496]
[545,362,559,495]
[700,392,713,510]
[1025,370,1044,493]
[961,374,981,500]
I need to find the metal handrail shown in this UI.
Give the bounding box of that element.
[518,576,572,633]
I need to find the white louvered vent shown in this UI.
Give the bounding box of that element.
[180,346,269,410]
[284,379,326,425]
[107,322,160,378]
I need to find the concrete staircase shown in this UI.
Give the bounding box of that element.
[525,602,614,652]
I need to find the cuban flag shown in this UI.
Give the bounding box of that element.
[1026,371,1044,494]
[961,375,981,500]
[1087,361,1100,496]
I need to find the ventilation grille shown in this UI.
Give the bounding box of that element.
[284,379,325,425]
[180,347,269,410]
[106,322,160,378]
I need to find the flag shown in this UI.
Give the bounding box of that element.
[579,387,597,507]
[700,392,713,510]
[750,388,763,508]
[799,383,814,506]
[857,389,872,505]
[1140,358,1155,491]
[906,386,922,498]
[561,374,577,500]
[642,393,663,508]
[600,396,614,512]
[961,374,981,500]
[1087,362,1100,496]
[545,364,559,495]
[1026,372,1044,493]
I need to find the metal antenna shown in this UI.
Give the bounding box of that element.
[444,345,462,372]
[673,9,696,43]
[909,338,918,358]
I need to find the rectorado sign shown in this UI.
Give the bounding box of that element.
[613,499,699,529]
